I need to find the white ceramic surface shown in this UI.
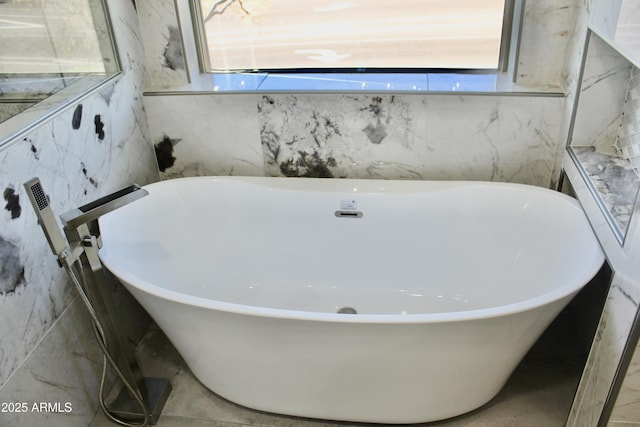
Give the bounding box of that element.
[98,176,605,423]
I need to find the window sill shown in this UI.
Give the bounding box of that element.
[144,72,564,97]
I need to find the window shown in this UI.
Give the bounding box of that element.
[194,0,513,73]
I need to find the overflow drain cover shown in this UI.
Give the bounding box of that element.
[337,306,358,314]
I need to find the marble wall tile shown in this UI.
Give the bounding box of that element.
[0,287,148,427]
[137,0,189,88]
[610,337,640,424]
[421,94,564,186]
[258,93,563,186]
[258,94,428,180]
[572,147,639,233]
[572,32,634,152]
[0,299,103,427]
[615,0,640,63]
[0,136,75,388]
[51,76,158,204]
[516,0,577,88]
[144,92,564,187]
[567,31,640,236]
[590,0,624,41]
[567,273,640,427]
[144,94,264,178]
[550,0,591,186]
[605,154,640,425]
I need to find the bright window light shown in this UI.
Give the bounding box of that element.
[195,0,510,72]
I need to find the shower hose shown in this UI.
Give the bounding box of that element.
[63,260,150,427]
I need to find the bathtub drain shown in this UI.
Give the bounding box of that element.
[337,306,358,314]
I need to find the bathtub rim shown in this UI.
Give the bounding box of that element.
[99,176,605,325]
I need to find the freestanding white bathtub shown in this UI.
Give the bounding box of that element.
[98,176,604,424]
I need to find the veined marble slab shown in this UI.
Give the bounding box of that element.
[572,147,640,235]
[258,93,563,186]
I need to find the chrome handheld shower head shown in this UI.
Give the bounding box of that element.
[23,177,69,258]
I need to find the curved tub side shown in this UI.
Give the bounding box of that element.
[123,280,577,424]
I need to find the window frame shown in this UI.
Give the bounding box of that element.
[190,0,517,76]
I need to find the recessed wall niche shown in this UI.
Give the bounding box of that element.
[569,30,640,242]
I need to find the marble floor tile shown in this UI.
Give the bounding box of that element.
[92,314,584,427]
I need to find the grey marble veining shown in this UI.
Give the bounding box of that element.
[611,334,640,424]
[571,32,634,152]
[0,135,78,387]
[143,94,264,178]
[0,235,24,295]
[145,92,564,186]
[257,93,563,186]
[516,0,576,88]
[568,28,640,238]
[590,0,624,42]
[567,274,640,427]
[572,146,640,234]
[259,94,424,179]
[593,0,640,68]
[0,299,104,427]
[137,0,189,88]
[614,1,640,64]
